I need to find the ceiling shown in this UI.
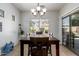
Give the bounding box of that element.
[13,3,65,12]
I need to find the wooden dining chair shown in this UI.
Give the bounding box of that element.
[29,37,49,56]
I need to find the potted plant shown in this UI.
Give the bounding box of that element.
[19,24,24,38]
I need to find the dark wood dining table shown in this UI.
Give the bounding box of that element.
[20,34,60,56]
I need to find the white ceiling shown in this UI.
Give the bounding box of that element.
[13,3,65,12]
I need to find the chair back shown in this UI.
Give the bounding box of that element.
[30,37,49,56]
[30,37,49,47]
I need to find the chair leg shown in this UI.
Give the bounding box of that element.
[49,45,52,56]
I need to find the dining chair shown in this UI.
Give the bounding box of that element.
[29,37,49,56]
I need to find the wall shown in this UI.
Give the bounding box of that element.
[0,3,20,48]
[21,11,59,39]
[59,3,79,43]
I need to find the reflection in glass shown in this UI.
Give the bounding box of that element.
[71,13,79,54]
[62,16,70,47]
[62,12,79,55]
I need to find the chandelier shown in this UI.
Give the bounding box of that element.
[31,3,47,16]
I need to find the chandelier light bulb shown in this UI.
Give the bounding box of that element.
[40,12,44,16]
[31,8,35,13]
[42,8,46,12]
[36,6,41,11]
[33,12,37,15]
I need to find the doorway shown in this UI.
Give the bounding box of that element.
[62,11,79,55]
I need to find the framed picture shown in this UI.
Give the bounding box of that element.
[0,22,2,32]
[12,15,15,21]
[0,9,4,18]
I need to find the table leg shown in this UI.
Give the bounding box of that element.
[56,42,59,56]
[20,42,24,56]
[50,45,52,56]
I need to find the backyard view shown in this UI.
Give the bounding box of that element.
[29,19,49,34]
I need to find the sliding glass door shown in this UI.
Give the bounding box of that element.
[62,12,79,55]
[70,13,79,54]
[62,16,71,47]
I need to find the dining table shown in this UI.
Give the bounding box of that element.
[20,33,60,56]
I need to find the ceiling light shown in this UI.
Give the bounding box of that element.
[31,3,47,16]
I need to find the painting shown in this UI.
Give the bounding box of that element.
[12,15,15,21]
[0,9,4,18]
[0,22,2,32]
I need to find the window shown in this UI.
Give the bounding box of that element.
[29,19,49,33]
